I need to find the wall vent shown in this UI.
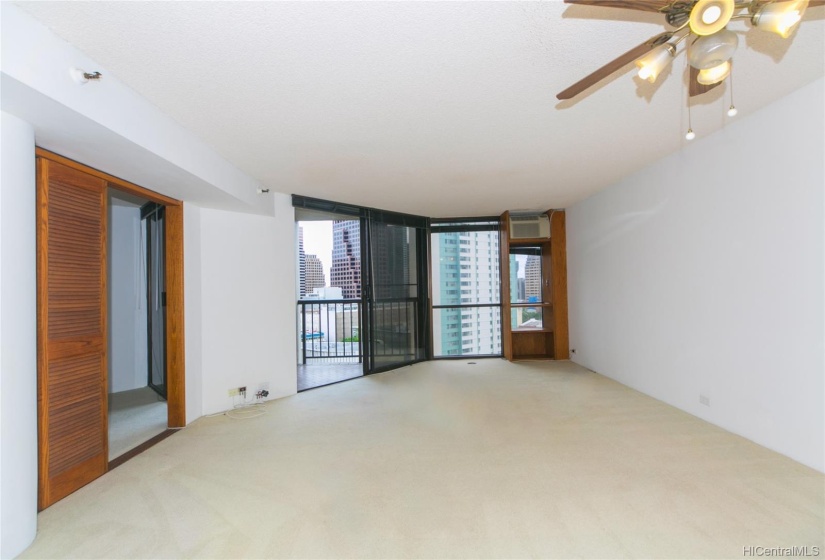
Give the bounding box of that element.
[509,214,550,239]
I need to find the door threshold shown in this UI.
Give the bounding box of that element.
[108,429,179,470]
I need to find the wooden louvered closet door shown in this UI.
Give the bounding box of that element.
[37,157,108,510]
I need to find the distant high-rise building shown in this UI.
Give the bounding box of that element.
[298,226,307,297]
[432,231,500,356]
[304,254,326,295]
[509,255,520,327]
[432,232,460,356]
[509,256,519,302]
[525,255,541,301]
[330,220,361,299]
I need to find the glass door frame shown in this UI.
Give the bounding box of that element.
[141,201,167,399]
[292,195,431,378]
[362,210,430,375]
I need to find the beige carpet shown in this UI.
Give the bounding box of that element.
[108,386,168,460]
[22,360,824,559]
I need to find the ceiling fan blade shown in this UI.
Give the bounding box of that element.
[688,66,723,97]
[563,0,672,13]
[557,33,672,100]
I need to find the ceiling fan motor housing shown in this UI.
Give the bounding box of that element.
[688,29,739,69]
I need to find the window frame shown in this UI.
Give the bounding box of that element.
[430,217,503,359]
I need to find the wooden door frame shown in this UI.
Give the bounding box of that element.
[549,210,569,360]
[36,148,186,428]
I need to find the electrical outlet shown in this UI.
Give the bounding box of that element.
[257,382,270,393]
[239,386,247,398]
[699,394,710,407]
[228,388,239,397]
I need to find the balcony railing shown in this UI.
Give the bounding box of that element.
[298,299,362,365]
[369,297,418,362]
[297,297,420,365]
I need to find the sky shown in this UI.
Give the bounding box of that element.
[299,221,333,284]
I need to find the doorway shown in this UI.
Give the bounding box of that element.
[362,217,428,373]
[36,148,186,510]
[107,191,168,460]
[295,211,365,391]
[293,196,429,389]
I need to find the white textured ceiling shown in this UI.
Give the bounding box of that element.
[16,1,825,217]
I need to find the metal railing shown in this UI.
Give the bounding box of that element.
[297,297,421,362]
[370,298,418,360]
[298,299,362,364]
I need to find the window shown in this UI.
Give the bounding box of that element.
[430,218,502,357]
[509,246,544,330]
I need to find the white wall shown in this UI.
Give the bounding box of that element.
[199,194,297,415]
[0,128,300,556]
[0,3,269,215]
[184,203,204,424]
[108,201,148,393]
[567,78,825,472]
[0,6,301,554]
[0,113,37,558]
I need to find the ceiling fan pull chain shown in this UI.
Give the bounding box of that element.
[727,61,738,117]
[685,38,696,141]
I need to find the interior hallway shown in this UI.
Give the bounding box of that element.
[23,360,824,559]
[108,387,167,460]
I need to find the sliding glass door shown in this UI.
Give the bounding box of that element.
[363,218,428,373]
[293,196,430,378]
[142,202,167,399]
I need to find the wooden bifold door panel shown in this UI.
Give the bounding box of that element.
[37,158,109,510]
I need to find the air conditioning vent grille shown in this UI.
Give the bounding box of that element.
[509,214,550,239]
[512,222,541,239]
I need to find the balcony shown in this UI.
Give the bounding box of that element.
[297,299,363,391]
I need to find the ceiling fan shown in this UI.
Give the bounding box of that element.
[557,0,822,101]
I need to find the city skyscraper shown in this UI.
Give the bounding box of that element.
[525,254,541,301]
[304,254,326,295]
[510,255,520,302]
[432,230,500,356]
[509,255,521,327]
[330,220,361,299]
[298,226,307,297]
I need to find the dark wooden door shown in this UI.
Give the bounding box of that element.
[37,157,108,510]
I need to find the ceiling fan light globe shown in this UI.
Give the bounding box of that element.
[689,0,735,36]
[688,30,739,70]
[702,5,722,24]
[635,43,675,84]
[753,0,808,38]
[697,60,732,85]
